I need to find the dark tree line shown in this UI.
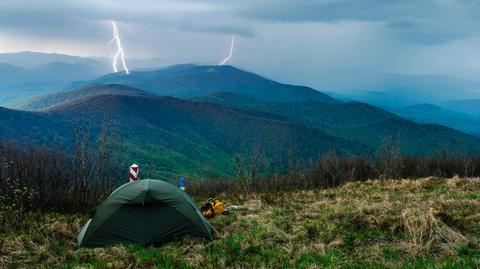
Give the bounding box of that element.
[1,131,480,221]
[188,138,480,196]
[0,123,122,225]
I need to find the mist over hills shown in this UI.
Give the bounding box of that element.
[316,71,480,105]
[324,73,480,137]
[331,94,480,137]
[438,99,480,116]
[0,52,109,104]
[0,51,107,70]
[389,104,480,137]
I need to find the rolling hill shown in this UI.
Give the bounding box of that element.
[195,92,480,155]
[0,88,368,179]
[17,63,480,156]
[16,84,151,111]
[326,93,480,137]
[86,64,339,103]
[0,107,68,145]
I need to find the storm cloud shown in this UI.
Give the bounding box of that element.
[2,0,479,43]
[1,0,480,89]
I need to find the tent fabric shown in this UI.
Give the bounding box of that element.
[77,179,214,247]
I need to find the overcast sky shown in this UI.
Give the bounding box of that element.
[1,0,480,89]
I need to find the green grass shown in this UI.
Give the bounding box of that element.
[1,177,480,268]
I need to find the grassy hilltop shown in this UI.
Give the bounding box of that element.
[1,177,479,268]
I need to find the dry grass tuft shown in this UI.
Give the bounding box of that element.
[402,207,467,255]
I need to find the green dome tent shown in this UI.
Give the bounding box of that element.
[77,179,214,247]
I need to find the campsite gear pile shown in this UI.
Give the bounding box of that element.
[77,179,214,247]
[201,198,229,219]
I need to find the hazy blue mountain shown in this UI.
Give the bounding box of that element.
[374,74,480,103]
[33,62,104,81]
[87,64,339,103]
[325,90,421,108]
[323,73,480,137]
[314,71,480,105]
[437,99,480,116]
[0,52,110,105]
[389,104,480,137]
[0,63,41,88]
[0,61,101,90]
[0,51,107,70]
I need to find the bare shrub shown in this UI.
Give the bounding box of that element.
[71,122,120,210]
[376,136,404,180]
[233,147,269,194]
[0,122,121,218]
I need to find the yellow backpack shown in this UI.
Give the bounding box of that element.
[201,198,226,219]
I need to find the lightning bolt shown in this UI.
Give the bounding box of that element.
[109,20,129,74]
[218,36,234,65]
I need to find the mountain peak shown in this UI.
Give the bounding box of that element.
[90,64,339,104]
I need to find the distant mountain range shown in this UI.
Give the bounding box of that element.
[388,104,480,137]
[0,51,109,104]
[327,87,480,137]
[318,71,480,105]
[2,52,480,178]
[15,65,480,159]
[437,99,480,116]
[0,51,106,69]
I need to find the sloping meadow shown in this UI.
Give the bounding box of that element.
[1,177,479,268]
